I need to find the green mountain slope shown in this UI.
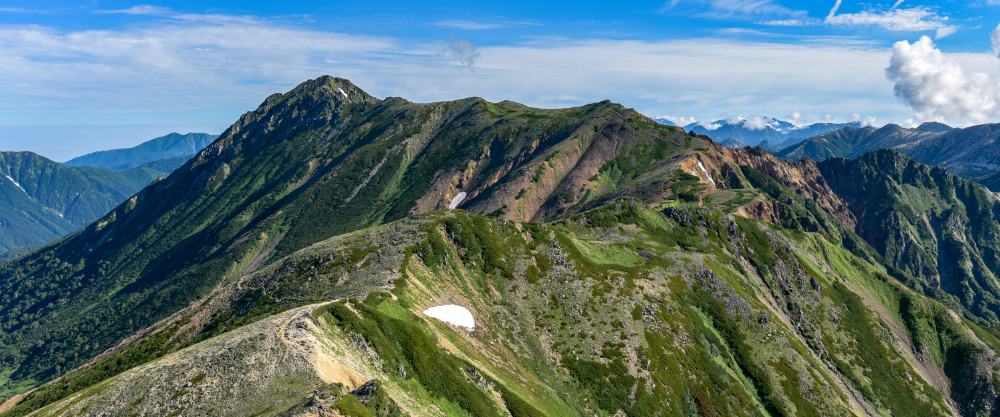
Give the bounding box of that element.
[10,202,1000,416]
[0,76,721,401]
[0,152,160,258]
[815,150,1000,323]
[62,132,217,171]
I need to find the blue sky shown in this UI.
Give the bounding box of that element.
[0,0,998,161]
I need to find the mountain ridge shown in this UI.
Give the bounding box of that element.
[0,151,160,260]
[5,76,1000,416]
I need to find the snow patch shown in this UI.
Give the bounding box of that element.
[697,162,716,187]
[449,192,467,209]
[3,174,28,196]
[337,87,348,98]
[423,305,475,330]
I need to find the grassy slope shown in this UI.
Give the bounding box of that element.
[12,201,999,416]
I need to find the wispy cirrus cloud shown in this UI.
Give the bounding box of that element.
[96,5,173,15]
[826,6,950,31]
[433,20,540,30]
[434,20,507,30]
[662,0,807,19]
[759,3,956,36]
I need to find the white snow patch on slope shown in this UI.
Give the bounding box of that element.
[697,162,716,187]
[338,87,348,98]
[423,305,475,330]
[449,192,467,209]
[4,174,28,196]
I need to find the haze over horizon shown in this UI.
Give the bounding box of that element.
[0,0,998,161]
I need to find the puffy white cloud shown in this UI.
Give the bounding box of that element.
[785,109,809,125]
[820,113,834,121]
[743,115,775,130]
[699,121,723,130]
[719,112,745,124]
[886,36,1000,126]
[848,113,877,126]
[658,115,698,126]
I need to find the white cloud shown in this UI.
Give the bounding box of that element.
[825,0,842,23]
[847,113,878,126]
[891,0,905,10]
[699,122,723,130]
[826,6,949,31]
[719,112,745,124]
[665,0,807,20]
[97,5,173,16]
[743,114,774,130]
[886,36,1000,126]
[435,21,507,30]
[820,113,834,121]
[758,19,819,27]
[658,115,698,126]
[785,109,809,125]
[433,20,539,30]
[935,26,958,40]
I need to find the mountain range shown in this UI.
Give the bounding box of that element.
[654,116,866,147]
[773,122,1000,193]
[0,153,161,262]
[5,77,1000,416]
[0,133,216,263]
[63,132,217,173]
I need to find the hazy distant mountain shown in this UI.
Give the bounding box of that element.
[757,139,780,153]
[896,122,1000,180]
[657,116,866,147]
[63,132,218,172]
[0,151,160,260]
[718,137,747,148]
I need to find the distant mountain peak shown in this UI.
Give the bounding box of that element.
[916,121,953,132]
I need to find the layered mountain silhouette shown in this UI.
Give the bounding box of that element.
[5,77,1000,416]
[776,122,951,162]
[63,132,217,173]
[655,116,865,147]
